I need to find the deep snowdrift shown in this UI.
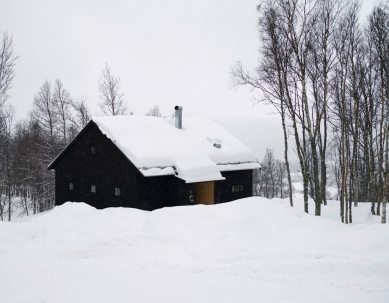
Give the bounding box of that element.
[0,197,388,303]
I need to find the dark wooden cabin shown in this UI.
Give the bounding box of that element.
[48,109,260,211]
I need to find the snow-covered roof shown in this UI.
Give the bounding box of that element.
[91,115,259,183]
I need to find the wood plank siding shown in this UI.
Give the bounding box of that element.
[196,182,214,205]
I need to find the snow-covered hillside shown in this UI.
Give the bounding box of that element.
[0,197,388,303]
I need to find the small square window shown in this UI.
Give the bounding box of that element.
[69,182,74,191]
[91,184,96,193]
[232,185,243,193]
[115,187,121,196]
[90,145,96,154]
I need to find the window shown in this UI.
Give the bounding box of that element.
[90,145,96,154]
[115,187,121,196]
[232,185,244,192]
[68,182,74,191]
[91,184,96,193]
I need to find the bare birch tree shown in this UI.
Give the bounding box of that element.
[0,32,18,109]
[368,5,389,216]
[70,96,91,130]
[382,124,388,224]
[0,105,15,220]
[0,32,17,220]
[98,63,128,116]
[52,79,72,147]
[231,1,295,208]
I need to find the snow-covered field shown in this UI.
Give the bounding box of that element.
[0,196,388,303]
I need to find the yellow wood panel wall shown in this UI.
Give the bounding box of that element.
[196,182,214,205]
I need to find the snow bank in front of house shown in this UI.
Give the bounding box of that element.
[1,197,388,303]
[92,115,259,182]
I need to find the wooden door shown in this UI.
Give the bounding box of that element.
[196,182,214,205]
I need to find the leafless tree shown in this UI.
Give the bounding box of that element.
[0,32,18,109]
[329,1,362,223]
[367,5,389,216]
[308,0,344,206]
[0,71,92,216]
[70,96,91,130]
[52,79,72,147]
[232,0,345,215]
[231,0,389,222]
[145,105,162,117]
[12,121,33,216]
[0,105,15,221]
[231,1,295,208]
[0,32,17,220]
[32,81,58,157]
[253,149,289,199]
[30,81,60,211]
[382,124,388,223]
[97,63,128,116]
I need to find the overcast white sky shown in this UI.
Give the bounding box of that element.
[0,0,376,123]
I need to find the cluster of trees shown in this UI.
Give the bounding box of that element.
[0,33,140,220]
[0,30,167,221]
[232,0,389,224]
[0,77,93,219]
[253,148,289,199]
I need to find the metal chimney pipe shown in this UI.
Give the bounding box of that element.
[175,106,183,129]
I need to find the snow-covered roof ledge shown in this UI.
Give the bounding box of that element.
[138,161,260,183]
[218,162,261,171]
[173,156,225,183]
[138,167,176,177]
[92,115,259,182]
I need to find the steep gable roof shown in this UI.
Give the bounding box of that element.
[49,115,260,183]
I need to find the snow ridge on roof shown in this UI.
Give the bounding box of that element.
[93,115,259,183]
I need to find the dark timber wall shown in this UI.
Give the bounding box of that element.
[52,121,254,211]
[136,174,197,210]
[219,170,253,203]
[54,122,142,209]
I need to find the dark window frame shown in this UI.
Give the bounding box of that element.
[232,185,244,193]
[90,145,96,154]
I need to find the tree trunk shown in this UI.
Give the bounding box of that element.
[369,130,376,215]
[281,102,293,207]
[382,126,389,224]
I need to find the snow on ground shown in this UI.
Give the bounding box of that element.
[0,196,388,303]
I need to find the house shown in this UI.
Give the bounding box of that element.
[48,106,260,210]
